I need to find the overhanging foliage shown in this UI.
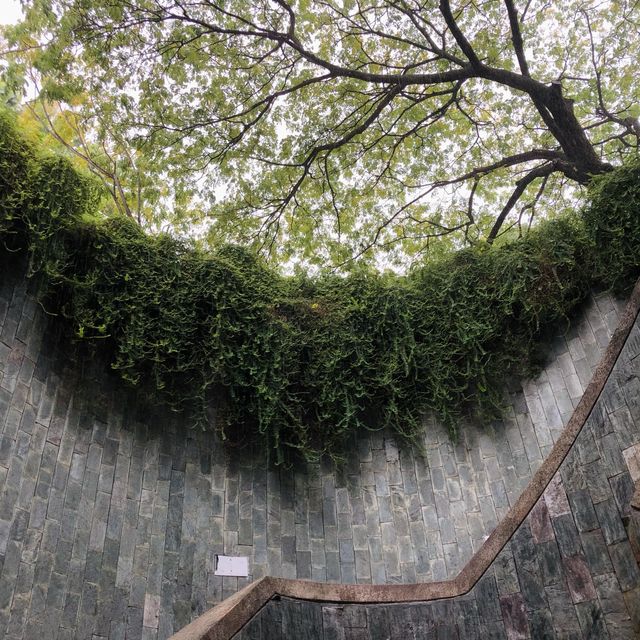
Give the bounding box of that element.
[1,109,639,464]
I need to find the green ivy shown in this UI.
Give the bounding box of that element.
[1,108,639,464]
[584,158,640,293]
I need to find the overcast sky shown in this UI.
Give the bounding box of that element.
[0,1,23,26]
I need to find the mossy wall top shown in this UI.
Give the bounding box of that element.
[1,108,639,464]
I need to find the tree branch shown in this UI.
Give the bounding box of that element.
[504,0,530,76]
[486,163,557,243]
[28,97,134,220]
[434,149,566,188]
[438,0,481,66]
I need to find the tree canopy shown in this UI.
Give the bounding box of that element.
[2,0,639,268]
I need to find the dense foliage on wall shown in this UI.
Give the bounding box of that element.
[1,109,639,464]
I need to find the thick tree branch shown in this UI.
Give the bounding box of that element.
[434,149,567,188]
[504,0,530,77]
[486,163,557,244]
[438,0,481,66]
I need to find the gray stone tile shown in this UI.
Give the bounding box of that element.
[594,498,626,545]
[581,529,614,576]
[1,269,639,638]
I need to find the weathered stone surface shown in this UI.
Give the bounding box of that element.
[575,599,609,639]
[563,554,597,603]
[594,498,626,545]
[545,582,582,635]
[568,490,599,533]
[580,530,614,576]
[537,539,563,586]
[552,513,582,557]
[544,476,571,518]
[528,499,554,543]
[1,257,639,639]
[499,593,528,640]
[607,540,640,592]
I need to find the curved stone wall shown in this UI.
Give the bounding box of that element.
[231,304,640,638]
[0,261,632,639]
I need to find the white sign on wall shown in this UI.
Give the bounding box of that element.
[214,555,249,577]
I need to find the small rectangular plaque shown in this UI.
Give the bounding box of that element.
[214,555,249,577]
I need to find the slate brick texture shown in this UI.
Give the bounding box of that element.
[0,259,638,639]
[235,308,640,639]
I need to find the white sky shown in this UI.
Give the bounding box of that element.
[0,0,23,26]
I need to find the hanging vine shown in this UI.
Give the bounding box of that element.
[1,109,639,464]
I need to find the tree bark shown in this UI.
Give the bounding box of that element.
[540,82,612,183]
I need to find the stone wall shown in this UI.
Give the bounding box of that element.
[234,311,640,638]
[0,259,634,640]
